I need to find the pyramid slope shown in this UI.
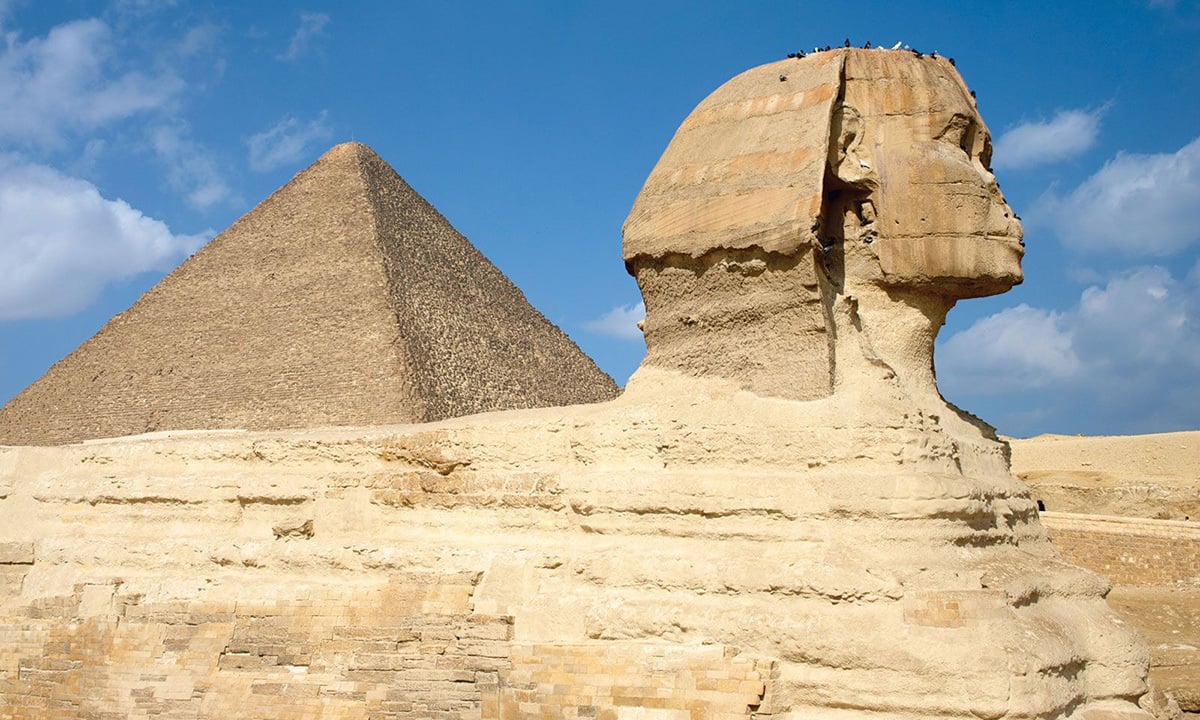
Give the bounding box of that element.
[0,143,618,445]
[357,150,616,421]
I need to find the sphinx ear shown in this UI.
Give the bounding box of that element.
[829,102,877,189]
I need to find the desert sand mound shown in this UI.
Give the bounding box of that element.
[1009,431,1200,520]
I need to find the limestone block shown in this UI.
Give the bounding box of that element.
[0,541,33,564]
[272,518,314,540]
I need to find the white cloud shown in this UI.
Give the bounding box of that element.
[277,12,329,62]
[937,265,1200,434]
[1072,266,1194,369]
[0,157,209,320]
[938,304,1079,394]
[992,108,1103,169]
[149,124,233,209]
[0,18,182,145]
[246,111,333,172]
[1032,136,1200,256]
[585,302,645,340]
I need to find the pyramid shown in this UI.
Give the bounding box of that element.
[0,143,619,445]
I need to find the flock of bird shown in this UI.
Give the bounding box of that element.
[785,39,955,66]
[779,39,969,97]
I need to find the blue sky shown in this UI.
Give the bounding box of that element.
[0,0,1197,438]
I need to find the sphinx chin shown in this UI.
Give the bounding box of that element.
[874,233,1026,298]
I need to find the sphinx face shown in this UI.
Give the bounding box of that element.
[845,52,1024,298]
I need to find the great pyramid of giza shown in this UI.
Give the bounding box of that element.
[0,142,618,445]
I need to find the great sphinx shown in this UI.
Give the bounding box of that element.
[608,47,1154,719]
[0,49,1165,719]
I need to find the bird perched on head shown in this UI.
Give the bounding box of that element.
[779,74,787,82]
[891,41,903,50]
[863,40,872,48]
[948,57,956,66]
[844,38,850,47]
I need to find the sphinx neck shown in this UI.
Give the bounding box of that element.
[841,284,952,406]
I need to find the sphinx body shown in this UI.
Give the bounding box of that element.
[0,50,1162,719]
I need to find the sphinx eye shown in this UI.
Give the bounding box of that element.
[980,135,993,171]
[959,120,978,157]
[938,114,974,157]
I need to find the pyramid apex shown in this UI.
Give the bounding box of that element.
[319,141,379,162]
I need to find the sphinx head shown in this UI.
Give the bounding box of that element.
[622,49,1022,400]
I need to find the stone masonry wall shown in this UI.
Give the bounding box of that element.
[1040,512,1200,586]
[494,644,767,719]
[0,569,766,719]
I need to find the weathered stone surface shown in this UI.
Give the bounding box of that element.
[272,518,314,540]
[0,543,33,565]
[0,48,1165,719]
[0,143,618,446]
[0,398,1159,718]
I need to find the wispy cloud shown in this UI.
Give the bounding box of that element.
[0,157,209,320]
[938,264,1200,434]
[992,107,1104,170]
[246,111,333,172]
[111,0,179,16]
[277,12,330,61]
[0,18,183,145]
[1031,136,1200,256]
[149,124,234,209]
[176,22,220,57]
[585,302,645,340]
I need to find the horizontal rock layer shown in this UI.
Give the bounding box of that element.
[0,379,1155,718]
